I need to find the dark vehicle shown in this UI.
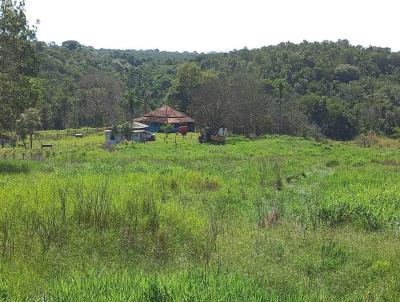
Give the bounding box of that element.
[198,128,226,145]
[133,130,156,142]
[143,131,156,141]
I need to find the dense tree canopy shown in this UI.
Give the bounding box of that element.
[0,0,40,131]
[35,44,195,129]
[31,38,400,139]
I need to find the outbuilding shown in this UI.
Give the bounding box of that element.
[105,121,150,145]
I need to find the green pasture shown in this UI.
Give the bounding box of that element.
[0,132,399,301]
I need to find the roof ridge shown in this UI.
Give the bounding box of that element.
[134,105,195,123]
[143,105,188,118]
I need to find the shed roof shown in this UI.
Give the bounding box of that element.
[132,121,149,129]
[134,105,195,124]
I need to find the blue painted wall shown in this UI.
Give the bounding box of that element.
[147,123,161,133]
[147,122,195,133]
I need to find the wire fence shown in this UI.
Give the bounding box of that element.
[0,142,104,161]
[0,130,199,161]
[0,128,104,146]
[37,127,105,140]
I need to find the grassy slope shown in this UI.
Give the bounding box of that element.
[0,133,400,301]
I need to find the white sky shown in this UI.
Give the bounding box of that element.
[26,0,400,53]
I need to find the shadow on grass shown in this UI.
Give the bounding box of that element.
[0,161,31,174]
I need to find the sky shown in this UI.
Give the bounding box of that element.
[26,0,400,53]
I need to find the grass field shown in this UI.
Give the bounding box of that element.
[0,132,400,301]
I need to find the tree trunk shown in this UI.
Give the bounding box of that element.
[144,98,148,114]
[130,109,133,129]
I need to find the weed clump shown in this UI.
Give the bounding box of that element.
[355,131,379,147]
[0,161,30,174]
[257,199,281,228]
[193,177,220,191]
[326,159,340,167]
[271,159,285,191]
[320,240,346,271]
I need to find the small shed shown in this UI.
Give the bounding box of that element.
[134,105,195,133]
[104,122,149,145]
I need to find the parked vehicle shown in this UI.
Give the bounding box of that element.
[133,130,156,142]
[144,131,156,141]
[177,126,189,136]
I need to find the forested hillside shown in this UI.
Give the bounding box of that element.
[36,40,196,129]
[36,40,400,139]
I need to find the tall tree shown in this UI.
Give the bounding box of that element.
[123,90,141,127]
[167,62,217,112]
[126,64,154,114]
[0,0,40,132]
[79,71,123,127]
[16,107,41,149]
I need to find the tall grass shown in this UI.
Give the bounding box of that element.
[0,132,399,300]
[0,161,30,174]
[37,270,286,302]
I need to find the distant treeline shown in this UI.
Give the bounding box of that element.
[1,1,400,140]
[36,39,400,140]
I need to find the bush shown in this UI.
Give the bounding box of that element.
[119,123,131,140]
[161,124,173,134]
[355,131,379,147]
[391,127,400,139]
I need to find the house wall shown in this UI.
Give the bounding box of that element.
[132,132,145,142]
[147,123,161,133]
[185,122,196,132]
[147,122,195,133]
[105,130,124,145]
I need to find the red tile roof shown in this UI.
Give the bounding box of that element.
[134,105,195,124]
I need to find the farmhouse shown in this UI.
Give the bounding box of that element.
[134,105,195,133]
